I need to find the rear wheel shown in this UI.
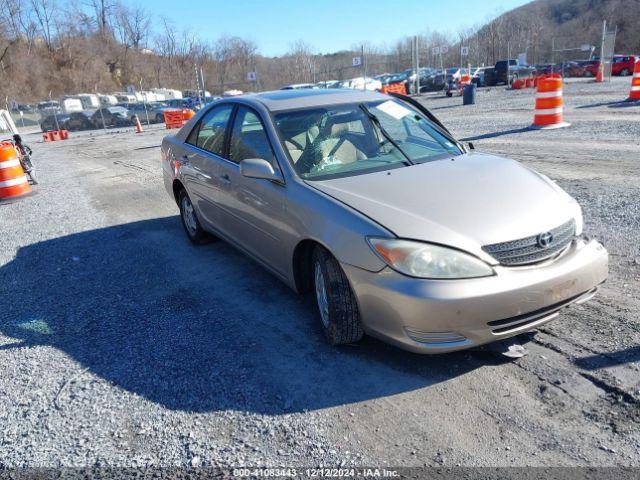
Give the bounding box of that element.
[178,189,212,245]
[312,246,364,345]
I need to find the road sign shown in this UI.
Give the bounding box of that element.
[432,47,440,55]
[440,45,449,54]
[247,71,257,82]
[461,46,469,56]
[352,56,362,67]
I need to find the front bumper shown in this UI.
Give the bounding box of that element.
[343,239,608,354]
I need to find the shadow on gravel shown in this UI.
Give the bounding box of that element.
[460,127,531,142]
[576,100,638,109]
[574,345,640,370]
[0,217,515,414]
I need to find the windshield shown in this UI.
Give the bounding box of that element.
[274,99,461,180]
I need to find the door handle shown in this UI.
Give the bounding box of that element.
[220,173,231,183]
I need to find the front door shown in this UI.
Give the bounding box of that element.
[216,106,288,276]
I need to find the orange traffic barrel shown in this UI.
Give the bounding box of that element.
[511,79,526,90]
[628,59,640,101]
[0,142,31,201]
[182,109,196,121]
[532,77,570,129]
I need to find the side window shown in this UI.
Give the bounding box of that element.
[229,107,276,164]
[187,104,233,156]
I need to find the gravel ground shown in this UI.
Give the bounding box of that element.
[0,77,638,470]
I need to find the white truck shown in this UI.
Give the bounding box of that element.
[152,88,182,100]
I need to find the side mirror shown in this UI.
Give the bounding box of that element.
[240,158,283,183]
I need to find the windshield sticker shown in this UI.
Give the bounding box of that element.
[374,100,412,120]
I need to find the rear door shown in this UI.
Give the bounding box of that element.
[215,105,288,275]
[181,103,234,230]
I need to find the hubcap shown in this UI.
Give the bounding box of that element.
[314,262,330,329]
[181,196,198,236]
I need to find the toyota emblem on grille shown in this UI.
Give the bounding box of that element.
[537,232,554,248]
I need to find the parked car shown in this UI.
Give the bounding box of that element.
[486,59,535,86]
[120,102,172,124]
[91,106,132,128]
[161,89,608,354]
[166,98,200,110]
[316,80,340,89]
[471,66,493,87]
[344,77,382,91]
[64,110,96,131]
[11,103,36,113]
[563,61,587,77]
[281,83,318,90]
[578,60,600,77]
[611,55,637,76]
[39,113,70,132]
[37,101,61,114]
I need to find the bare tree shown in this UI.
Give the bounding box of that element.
[30,0,56,51]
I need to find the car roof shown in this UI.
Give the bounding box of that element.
[245,88,388,112]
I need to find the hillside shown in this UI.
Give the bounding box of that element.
[478,0,640,63]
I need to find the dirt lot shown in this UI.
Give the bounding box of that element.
[0,77,638,469]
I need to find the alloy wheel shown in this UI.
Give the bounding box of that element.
[181,195,198,236]
[314,261,330,329]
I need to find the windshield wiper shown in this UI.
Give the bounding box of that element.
[359,104,414,166]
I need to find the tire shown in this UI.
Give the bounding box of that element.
[156,114,164,123]
[312,246,364,345]
[178,189,212,245]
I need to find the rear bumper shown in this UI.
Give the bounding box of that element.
[343,239,608,354]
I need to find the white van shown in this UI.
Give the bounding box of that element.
[77,94,100,109]
[99,94,118,106]
[114,93,137,104]
[153,88,182,100]
[60,97,83,113]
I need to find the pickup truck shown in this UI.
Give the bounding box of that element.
[484,59,535,86]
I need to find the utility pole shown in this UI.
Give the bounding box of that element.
[414,36,420,96]
[361,45,366,90]
[600,20,607,80]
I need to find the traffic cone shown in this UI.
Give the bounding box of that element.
[627,59,640,101]
[595,62,604,82]
[134,114,143,133]
[0,142,31,202]
[532,77,570,129]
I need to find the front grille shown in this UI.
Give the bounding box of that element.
[482,219,576,266]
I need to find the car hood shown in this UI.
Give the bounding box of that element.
[310,152,577,263]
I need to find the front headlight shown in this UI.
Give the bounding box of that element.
[368,238,495,279]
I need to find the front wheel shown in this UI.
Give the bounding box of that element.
[178,189,212,245]
[312,246,364,345]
